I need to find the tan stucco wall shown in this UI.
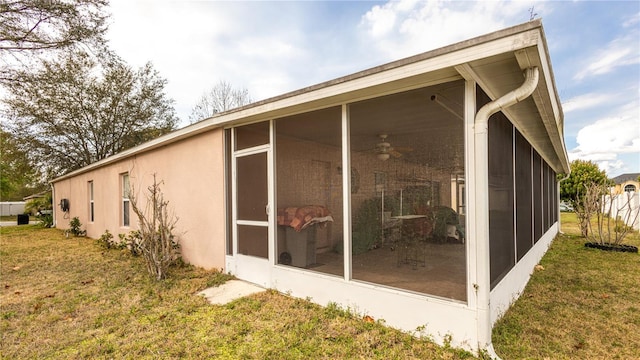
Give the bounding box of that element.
[52,129,226,270]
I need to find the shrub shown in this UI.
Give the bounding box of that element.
[68,217,86,237]
[97,230,129,250]
[98,230,115,249]
[37,213,53,228]
[119,230,142,256]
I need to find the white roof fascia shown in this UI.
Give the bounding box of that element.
[206,27,543,129]
[515,45,569,174]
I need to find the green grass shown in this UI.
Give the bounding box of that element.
[3,214,638,359]
[492,212,640,359]
[1,225,475,359]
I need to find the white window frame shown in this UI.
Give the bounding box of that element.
[88,181,94,222]
[121,173,130,227]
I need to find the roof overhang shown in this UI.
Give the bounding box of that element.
[52,19,569,183]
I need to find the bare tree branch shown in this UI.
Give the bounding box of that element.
[189,80,252,123]
[0,0,109,83]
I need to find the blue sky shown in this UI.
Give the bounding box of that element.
[107,0,640,177]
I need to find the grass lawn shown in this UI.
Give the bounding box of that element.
[1,214,638,359]
[492,212,640,359]
[0,225,474,359]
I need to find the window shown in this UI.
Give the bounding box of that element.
[88,181,94,222]
[624,184,636,192]
[122,173,130,227]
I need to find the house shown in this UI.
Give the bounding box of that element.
[607,173,640,231]
[610,173,640,194]
[22,191,51,215]
[50,20,569,354]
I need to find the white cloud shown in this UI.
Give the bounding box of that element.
[107,1,239,123]
[106,1,313,125]
[573,31,640,81]
[562,93,613,113]
[594,159,626,176]
[359,0,534,60]
[568,100,640,174]
[362,3,398,37]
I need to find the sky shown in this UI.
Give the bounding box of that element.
[106,0,640,178]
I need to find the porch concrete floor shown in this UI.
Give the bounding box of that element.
[202,243,466,305]
[313,241,467,302]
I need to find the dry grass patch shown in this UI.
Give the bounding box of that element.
[1,225,475,359]
[492,213,640,359]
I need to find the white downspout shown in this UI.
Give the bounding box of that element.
[50,183,56,227]
[474,67,539,359]
[557,173,570,234]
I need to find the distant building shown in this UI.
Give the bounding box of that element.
[611,173,640,194]
[23,191,51,215]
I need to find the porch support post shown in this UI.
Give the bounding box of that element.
[342,104,352,280]
[474,67,539,354]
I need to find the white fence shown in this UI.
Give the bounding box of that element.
[0,202,26,216]
[603,192,640,231]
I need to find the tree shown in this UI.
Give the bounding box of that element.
[560,160,610,205]
[2,50,178,177]
[559,160,610,237]
[0,0,109,83]
[0,127,44,200]
[189,80,252,123]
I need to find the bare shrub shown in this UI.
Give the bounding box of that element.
[129,174,180,280]
[575,201,594,238]
[583,182,638,246]
[578,182,603,239]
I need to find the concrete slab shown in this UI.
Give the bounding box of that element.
[198,280,265,305]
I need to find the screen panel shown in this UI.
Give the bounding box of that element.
[533,151,543,242]
[488,113,515,288]
[515,130,533,261]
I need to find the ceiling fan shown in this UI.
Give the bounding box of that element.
[375,134,405,161]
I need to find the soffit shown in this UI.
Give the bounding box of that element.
[459,43,568,173]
